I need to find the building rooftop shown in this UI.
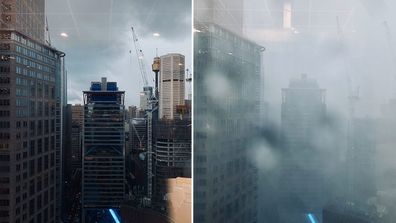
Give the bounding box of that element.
[289,74,320,89]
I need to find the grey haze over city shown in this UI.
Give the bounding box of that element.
[243,0,396,221]
[194,0,396,222]
[46,0,191,105]
[244,0,396,120]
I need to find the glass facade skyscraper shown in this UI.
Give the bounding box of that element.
[194,22,263,223]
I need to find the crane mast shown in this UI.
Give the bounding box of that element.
[131,27,150,87]
[130,27,158,203]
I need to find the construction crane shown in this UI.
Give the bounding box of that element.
[131,119,146,150]
[130,27,158,203]
[131,27,152,88]
[336,16,360,202]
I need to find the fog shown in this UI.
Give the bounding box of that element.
[194,0,396,222]
[244,0,396,222]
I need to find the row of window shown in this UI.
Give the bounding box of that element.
[0,77,10,84]
[16,77,28,86]
[16,66,55,82]
[16,79,56,99]
[16,98,28,107]
[12,32,56,58]
[16,109,29,117]
[0,110,10,117]
[15,56,55,75]
[0,43,10,50]
[0,133,10,139]
[29,137,56,157]
[0,88,10,95]
[0,66,10,73]
[0,99,9,106]
[14,43,56,66]
[0,121,10,128]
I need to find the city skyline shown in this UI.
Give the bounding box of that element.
[46,0,192,106]
[2,0,396,222]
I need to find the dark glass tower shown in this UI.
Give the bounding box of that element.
[82,77,125,221]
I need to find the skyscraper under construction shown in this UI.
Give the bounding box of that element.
[82,78,125,221]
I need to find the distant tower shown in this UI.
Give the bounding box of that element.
[82,78,125,221]
[279,74,326,222]
[159,54,185,120]
[139,86,153,110]
[152,55,160,99]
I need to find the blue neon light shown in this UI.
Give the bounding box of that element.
[307,213,317,223]
[109,209,120,223]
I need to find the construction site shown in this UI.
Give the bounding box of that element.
[123,26,192,222]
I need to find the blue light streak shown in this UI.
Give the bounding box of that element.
[109,209,120,223]
[307,213,317,223]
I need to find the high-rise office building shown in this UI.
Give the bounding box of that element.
[64,104,83,222]
[194,11,263,223]
[159,53,185,120]
[0,0,66,222]
[195,0,244,34]
[65,104,84,180]
[82,77,125,221]
[0,0,45,43]
[279,74,326,222]
[71,104,83,127]
[70,104,83,171]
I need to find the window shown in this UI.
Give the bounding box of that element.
[29,179,35,196]
[37,139,42,154]
[29,140,35,156]
[30,121,35,136]
[29,160,35,176]
[0,77,10,84]
[29,199,34,216]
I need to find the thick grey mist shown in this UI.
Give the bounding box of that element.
[195,0,396,222]
[242,0,396,222]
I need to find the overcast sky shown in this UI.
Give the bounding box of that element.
[46,0,191,106]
